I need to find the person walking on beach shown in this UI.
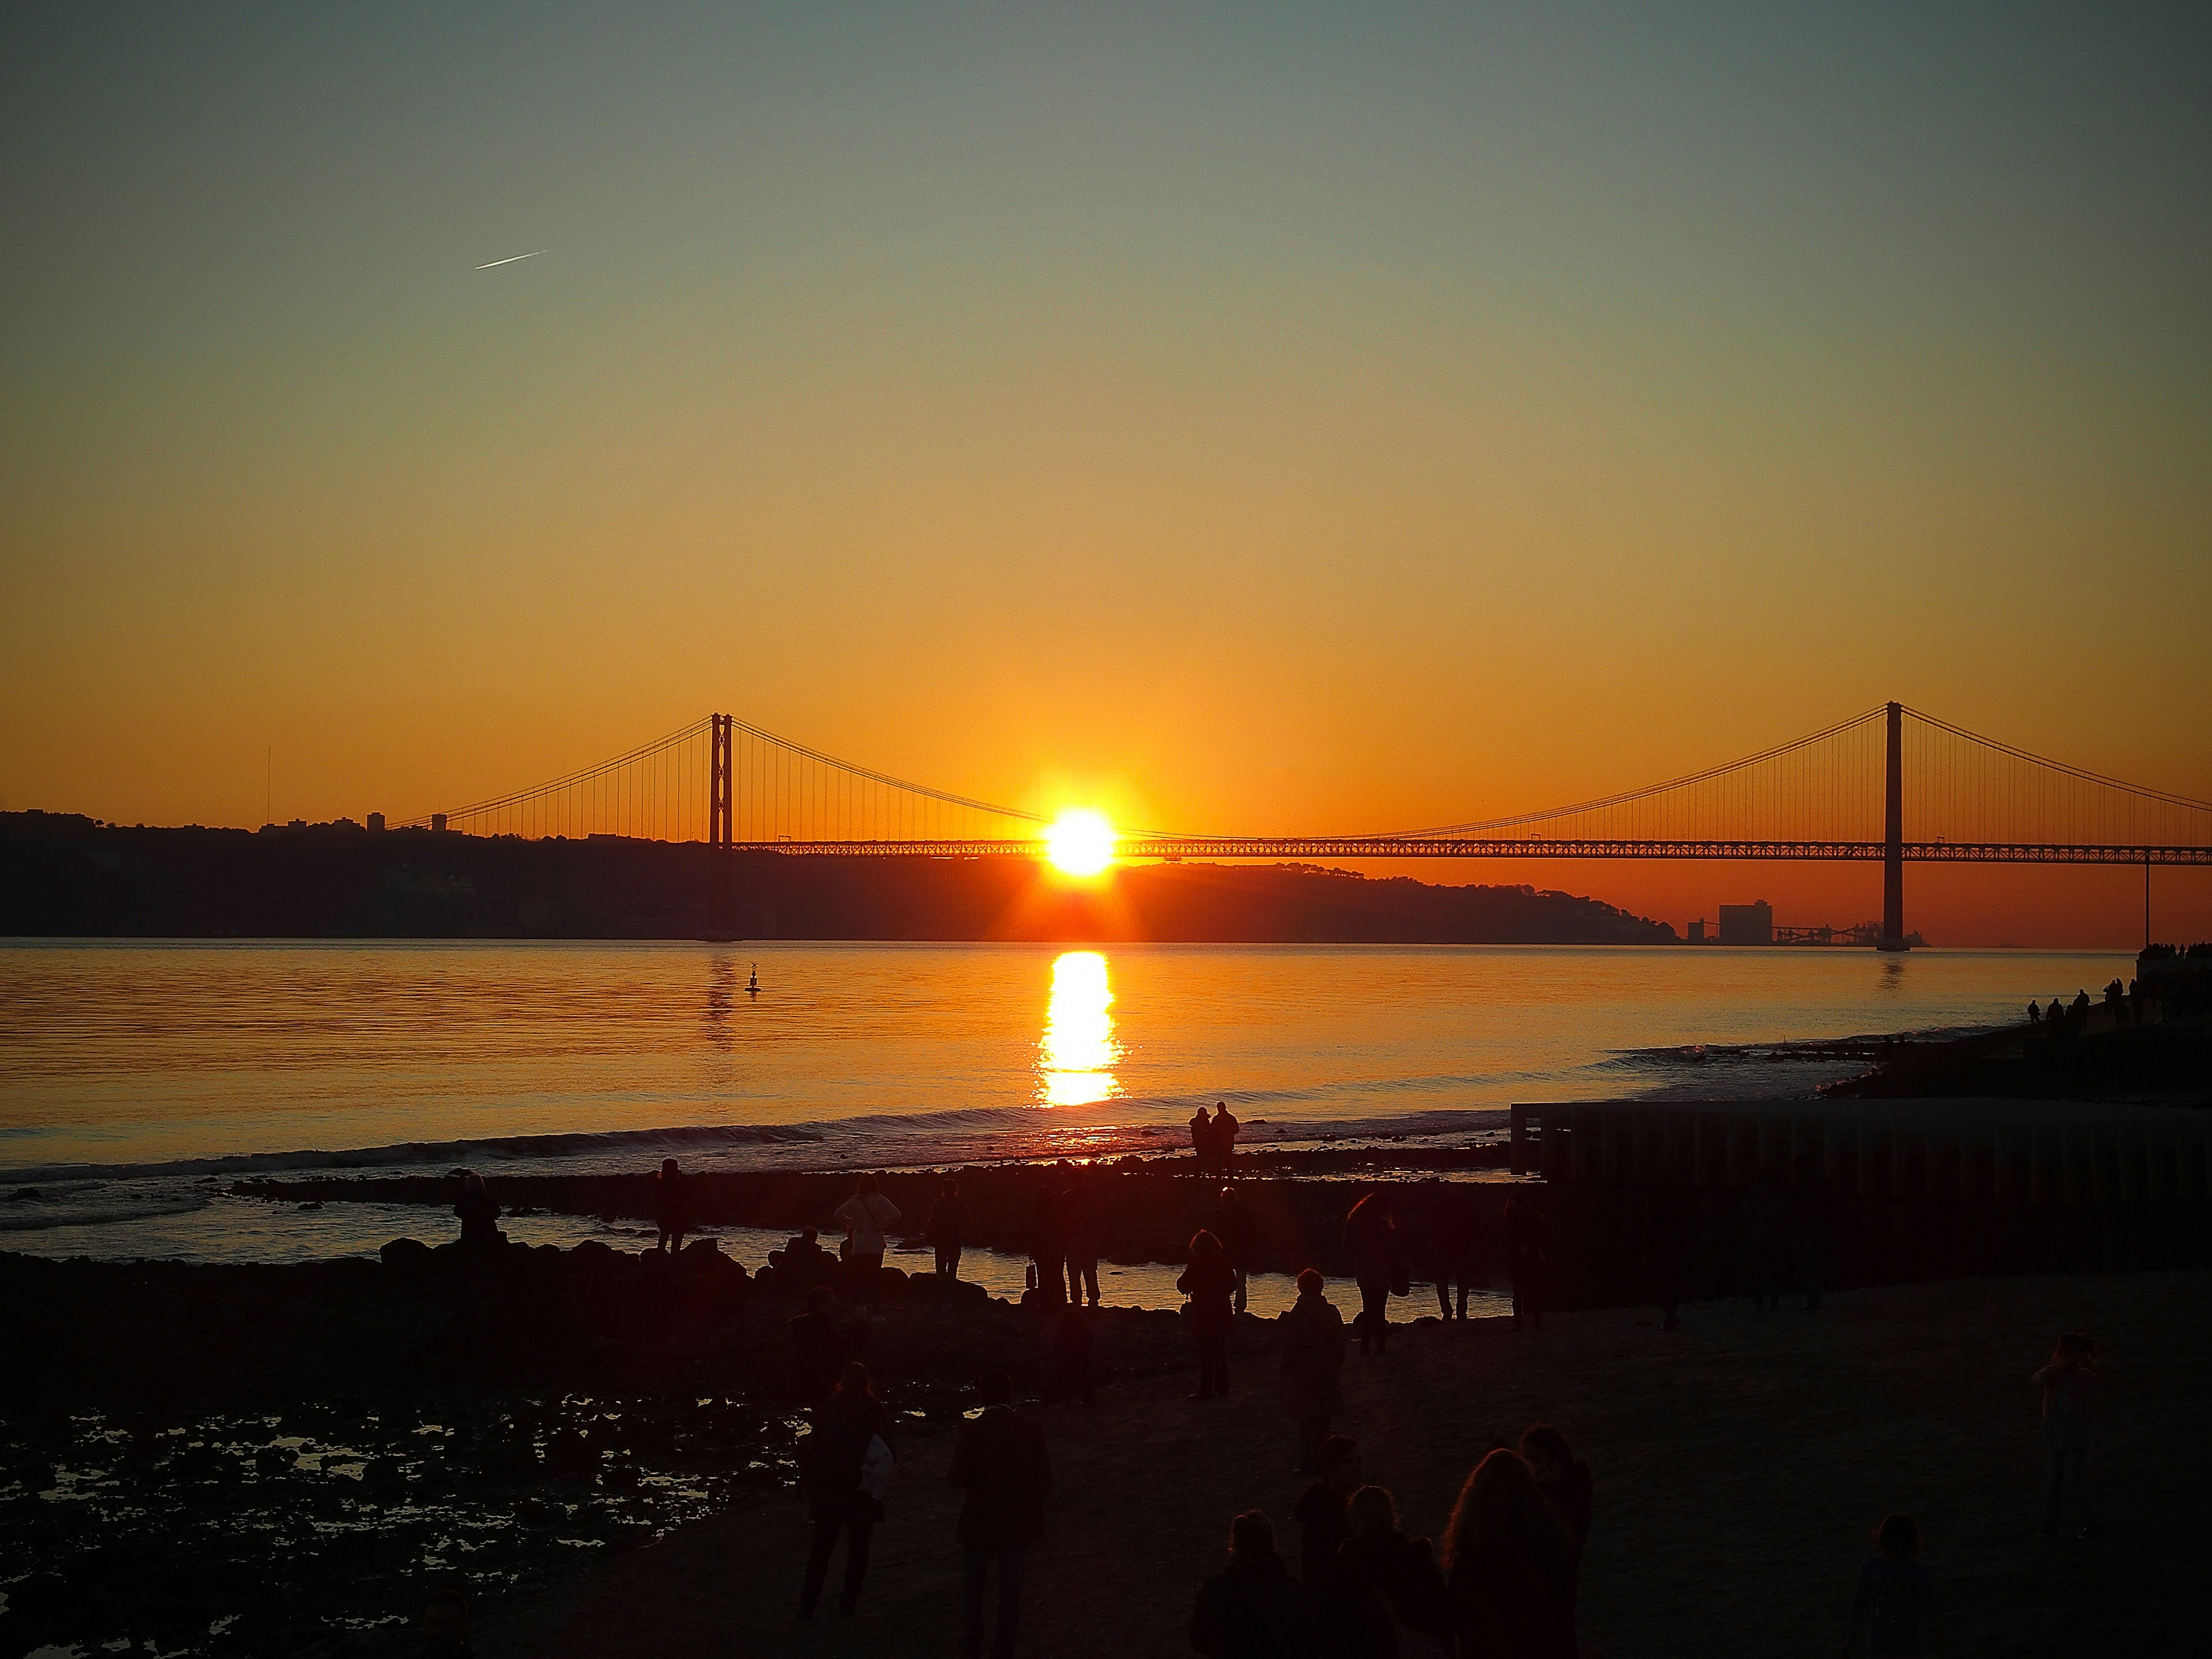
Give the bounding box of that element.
[1344,1192,1400,1357]
[949,1369,1051,1659]
[1502,1196,1547,1333]
[1294,1435,1364,1656]
[2032,1332,2103,1538]
[651,1158,689,1254]
[832,1173,901,1315]
[1279,1269,1349,1475]
[929,1178,970,1287]
[1839,1513,1946,1657]
[1179,1229,1238,1399]
[1063,1171,1101,1309]
[1191,1510,1319,1657]
[1430,1185,1486,1321]
[1441,1448,1579,1659]
[798,1361,895,1621]
[1645,1175,1688,1330]
[1793,1153,1836,1310]
[1340,1485,1450,1658]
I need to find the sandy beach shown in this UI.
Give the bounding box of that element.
[479,1268,2207,1658]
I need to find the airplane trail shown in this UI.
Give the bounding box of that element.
[474,250,546,270]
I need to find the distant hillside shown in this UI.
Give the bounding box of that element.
[0,812,1676,945]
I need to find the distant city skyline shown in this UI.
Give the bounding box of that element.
[3,3,2207,946]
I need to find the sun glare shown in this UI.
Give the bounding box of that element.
[1044,808,1117,877]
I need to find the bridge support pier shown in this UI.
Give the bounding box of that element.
[1879,700,1910,950]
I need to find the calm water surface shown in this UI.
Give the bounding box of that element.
[0,940,2128,1262]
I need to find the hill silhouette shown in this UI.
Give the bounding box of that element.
[0,812,1675,944]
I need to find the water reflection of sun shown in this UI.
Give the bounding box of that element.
[1039,950,1120,1107]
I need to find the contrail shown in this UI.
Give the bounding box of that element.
[474,249,546,270]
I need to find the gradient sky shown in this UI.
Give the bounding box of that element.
[3,3,2208,944]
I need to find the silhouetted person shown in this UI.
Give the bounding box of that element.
[652,1158,689,1254]
[775,1225,836,1285]
[2127,976,2145,1023]
[1180,1229,1237,1399]
[789,1285,868,1406]
[1191,1106,1217,1174]
[1029,1182,1068,1309]
[1063,1173,1101,1308]
[1441,1448,1578,1659]
[1344,1191,1399,1356]
[421,1587,474,1657]
[1214,1185,1253,1315]
[1645,1176,1690,1330]
[1840,1513,1946,1656]
[1339,1485,1450,1658]
[1048,1303,1096,1406]
[798,1361,895,1620]
[2033,1332,2103,1538]
[2025,999,2040,1027]
[1296,1435,1364,1656]
[949,1369,1051,1659]
[1212,1102,1242,1176]
[1518,1423,1592,1596]
[453,1171,501,1252]
[1191,1510,1319,1658]
[1430,1185,1486,1321]
[1793,1154,1836,1310]
[930,1178,971,1285]
[1279,1268,1349,1475]
[2044,997,2066,1031]
[833,1173,901,1314]
[2071,988,2092,1025]
[1749,1164,1790,1310]
[1502,1196,1547,1333]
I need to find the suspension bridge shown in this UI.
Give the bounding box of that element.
[402,702,2212,949]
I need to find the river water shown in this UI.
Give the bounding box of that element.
[0,940,2130,1267]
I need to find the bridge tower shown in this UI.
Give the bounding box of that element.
[710,714,732,848]
[1879,700,1908,951]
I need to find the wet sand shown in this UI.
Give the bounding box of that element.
[482,1268,2209,1658]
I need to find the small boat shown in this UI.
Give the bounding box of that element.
[746,964,761,994]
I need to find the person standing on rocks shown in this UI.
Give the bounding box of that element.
[1214,1185,1254,1315]
[1279,1269,1349,1476]
[929,1177,971,1287]
[1029,1184,1069,1309]
[652,1158,690,1255]
[1191,1105,1217,1174]
[1212,1103,1242,1177]
[1063,1171,1101,1309]
[453,1171,502,1252]
[832,1173,901,1315]
[1429,1185,1486,1322]
[1344,1192,1400,1356]
[949,1369,1052,1659]
[1179,1229,1238,1399]
[798,1361,895,1621]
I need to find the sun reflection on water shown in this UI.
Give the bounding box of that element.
[1038,950,1120,1107]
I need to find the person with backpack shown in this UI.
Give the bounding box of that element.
[1278,1268,1350,1475]
[797,1362,895,1621]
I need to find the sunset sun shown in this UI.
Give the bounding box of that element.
[1044,809,1117,877]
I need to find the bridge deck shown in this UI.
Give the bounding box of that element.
[726,837,2212,863]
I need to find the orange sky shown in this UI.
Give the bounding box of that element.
[2,6,2207,947]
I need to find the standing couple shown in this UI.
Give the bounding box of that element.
[1188,1100,1242,1176]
